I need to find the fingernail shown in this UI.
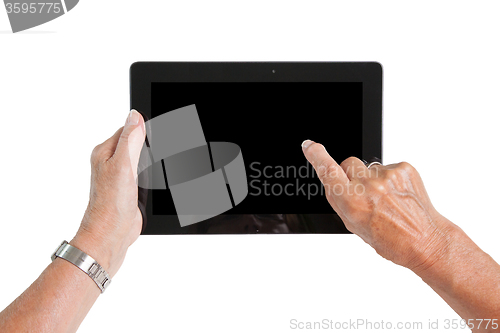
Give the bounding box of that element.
[127,110,140,126]
[301,140,313,149]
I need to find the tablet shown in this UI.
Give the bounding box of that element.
[130,62,382,235]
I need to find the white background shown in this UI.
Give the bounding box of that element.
[1,1,499,332]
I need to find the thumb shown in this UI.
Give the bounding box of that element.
[113,110,146,179]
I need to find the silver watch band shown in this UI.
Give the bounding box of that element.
[51,240,111,293]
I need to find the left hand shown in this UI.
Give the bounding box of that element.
[70,110,146,277]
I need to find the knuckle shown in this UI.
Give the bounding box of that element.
[340,156,356,173]
[384,168,399,182]
[369,178,391,195]
[90,144,105,166]
[340,156,359,170]
[398,161,415,174]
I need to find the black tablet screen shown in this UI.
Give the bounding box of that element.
[148,82,362,233]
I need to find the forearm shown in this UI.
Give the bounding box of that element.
[0,112,143,332]
[0,234,123,333]
[413,218,500,331]
[0,257,100,332]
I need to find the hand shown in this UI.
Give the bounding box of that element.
[70,110,146,277]
[301,140,455,272]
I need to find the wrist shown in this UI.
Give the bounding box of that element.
[70,228,126,278]
[408,216,500,319]
[408,214,459,278]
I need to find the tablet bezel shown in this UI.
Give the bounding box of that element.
[130,62,383,234]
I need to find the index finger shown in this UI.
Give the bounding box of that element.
[301,140,350,199]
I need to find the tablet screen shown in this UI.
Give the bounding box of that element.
[147,82,362,233]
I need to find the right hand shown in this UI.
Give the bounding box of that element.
[301,140,456,272]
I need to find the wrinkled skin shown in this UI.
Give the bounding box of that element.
[302,141,453,272]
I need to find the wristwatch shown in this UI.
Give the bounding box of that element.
[51,240,111,293]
